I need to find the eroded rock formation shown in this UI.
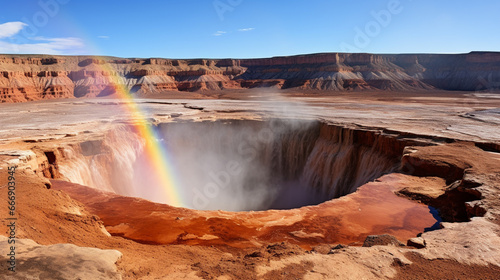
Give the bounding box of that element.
[1,52,499,102]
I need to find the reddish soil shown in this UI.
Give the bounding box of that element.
[394,252,500,280]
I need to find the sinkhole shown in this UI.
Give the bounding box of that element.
[59,119,401,212]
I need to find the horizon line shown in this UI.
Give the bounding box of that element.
[0,50,499,60]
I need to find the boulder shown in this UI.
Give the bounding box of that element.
[362,234,405,247]
[407,237,427,249]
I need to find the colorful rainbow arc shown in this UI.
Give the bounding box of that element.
[97,63,184,207]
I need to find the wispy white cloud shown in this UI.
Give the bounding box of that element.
[213,30,227,36]
[213,28,255,37]
[0,37,84,54]
[0,22,27,39]
[0,22,86,54]
[98,35,109,39]
[238,28,255,32]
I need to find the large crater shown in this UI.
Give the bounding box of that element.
[56,119,403,211]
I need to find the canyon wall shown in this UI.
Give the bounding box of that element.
[56,126,144,196]
[1,52,498,102]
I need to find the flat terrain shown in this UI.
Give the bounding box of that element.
[1,90,499,143]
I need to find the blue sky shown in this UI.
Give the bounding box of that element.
[0,0,498,58]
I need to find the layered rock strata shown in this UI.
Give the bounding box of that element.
[1,52,499,102]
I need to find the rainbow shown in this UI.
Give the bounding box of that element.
[96,64,185,207]
[38,14,185,207]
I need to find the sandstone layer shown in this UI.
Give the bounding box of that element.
[0,52,499,102]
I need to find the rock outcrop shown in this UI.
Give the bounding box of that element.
[0,52,499,102]
[362,234,405,247]
[0,236,122,280]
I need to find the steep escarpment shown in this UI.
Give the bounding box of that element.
[388,52,500,91]
[0,52,499,102]
[238,53,434,91]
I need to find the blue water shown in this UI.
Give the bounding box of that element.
[424,206,443,232]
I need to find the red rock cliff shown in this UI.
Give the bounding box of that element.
[0,52,499,102]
